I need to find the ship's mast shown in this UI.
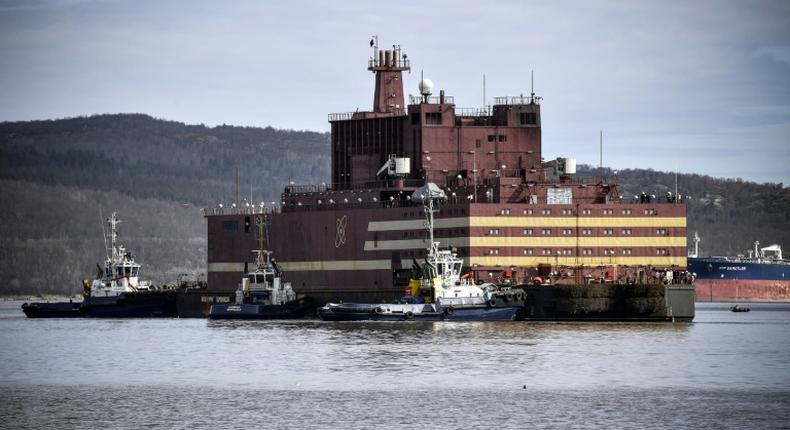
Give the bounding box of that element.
[423,196,439,257]
[108,212,121,260]
[692,232,700,258]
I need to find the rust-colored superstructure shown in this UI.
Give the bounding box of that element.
[205,43,688,302]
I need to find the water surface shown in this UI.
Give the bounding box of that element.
[2,301,788,428]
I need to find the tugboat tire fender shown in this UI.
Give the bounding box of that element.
[443,306,454,316]
[487,299,497,307]
[404,310,414,320]
[374,306,383,314]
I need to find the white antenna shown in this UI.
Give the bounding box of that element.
[693,232,700,258]
[100,208,108,261]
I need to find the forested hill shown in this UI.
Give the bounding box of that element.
[0,114,788,295]
[0,114,331,206]
[0,114,330,296]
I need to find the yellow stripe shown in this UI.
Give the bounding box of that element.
[278,259,392,271]
[207,262,246,272]
[368,218,468,232]
[469,216,686,228]
[469,256,688,266]
[470,236,687,247]
[364,237,471,251]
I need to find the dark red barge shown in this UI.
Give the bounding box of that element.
[203,42,691,312]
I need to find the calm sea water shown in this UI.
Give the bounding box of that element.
[1,301,789,429]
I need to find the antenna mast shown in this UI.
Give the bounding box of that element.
[100,208,108,261]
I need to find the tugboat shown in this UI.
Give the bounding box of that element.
[318,184,523,321]
[208,250,311,319]
[22,212,178,318]
[209,214,312,320]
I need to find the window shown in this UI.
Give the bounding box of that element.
[562,229,573,235]
[603,248,616,255]
[582,248,593,255]
[541,229,552,235]
[622,209,632,215]
[523,209,533,215]
[602,209,613,215]
[541,248,551,255]
[222,220,239,232]
[644,208,656,215]
[581,229,593,235]
[498,135,507,142]
[489,249,500,255]
[656,248,668,255]
[582,209,592,215]
[487,135,496,142]
[622,249,632,255]
[602,228,613,235]
[523,249,533,255]
[541,209,552,215]
[425,112,442,124]
[475,139,481,148]
[501,208,511,215]
[520,112,537,125]
[656,228,667,235]
[523,229,533,235]
[621,228,632,235]
[562,208,573,215]
[488,229,500,235]
[561,249,572,255]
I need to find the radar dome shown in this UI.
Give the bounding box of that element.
[418,78,434,96]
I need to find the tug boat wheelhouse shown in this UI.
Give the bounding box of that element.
[204,41,688,305]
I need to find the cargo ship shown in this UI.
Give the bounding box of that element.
[689,235,789,302]
[204,40,691,311]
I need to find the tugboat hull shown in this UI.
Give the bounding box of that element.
[81,292,178,318]
[21,301,83,318]
[318,303,520,321]
[209,298,312,320]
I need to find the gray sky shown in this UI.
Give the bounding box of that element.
[1,0,789,184]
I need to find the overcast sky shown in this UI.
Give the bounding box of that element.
[1,0,789,184]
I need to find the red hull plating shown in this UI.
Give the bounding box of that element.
[694,279,790,302]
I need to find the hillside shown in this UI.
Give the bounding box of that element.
[1,114,788,295]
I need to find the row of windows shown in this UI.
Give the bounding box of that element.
[487,135,508,142]
[485,248,673,256]
[514,228,672,236]
[505,208,655,216]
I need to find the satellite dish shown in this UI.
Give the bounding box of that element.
[418,78,434,96]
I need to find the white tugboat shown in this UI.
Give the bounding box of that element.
[318,184,524,321]
[87,212,155,297]
[208,215,312,320]
[22,212,178,318]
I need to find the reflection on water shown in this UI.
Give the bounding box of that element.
[1,301,790,428]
